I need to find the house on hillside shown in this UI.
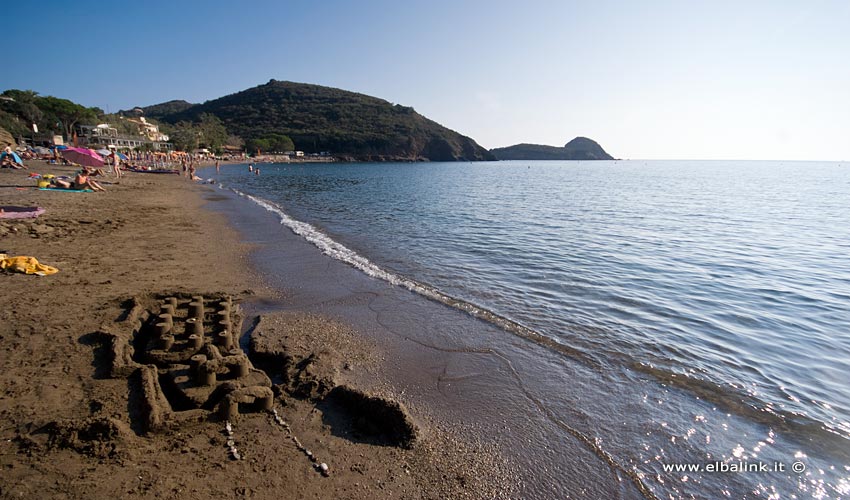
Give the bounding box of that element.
[74,123,173,151]
[125,117,170,142]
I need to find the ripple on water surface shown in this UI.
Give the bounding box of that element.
[212,160,850,498]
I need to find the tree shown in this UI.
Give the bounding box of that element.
[161,114,229,152]
[245,138,270,155]
[225,134,244,149]
[2,89,39,101]
[0,109,28,137]
[169,121,199,151]
[197,113,227,152]
[0,89,43,132]
[267,133,294,152]
[36,96,98,138]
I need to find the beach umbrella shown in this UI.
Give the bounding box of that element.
[33,146,51,155]
[96,148,112,156]
[0,151,24,165]
[116,152,128,160]
[61,147,105,167]
[54,145,68,150]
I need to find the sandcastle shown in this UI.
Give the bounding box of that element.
[107,293,274,431]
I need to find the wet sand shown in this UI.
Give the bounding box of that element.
[0,162,511,499]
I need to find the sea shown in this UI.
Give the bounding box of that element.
[204,159,850,499]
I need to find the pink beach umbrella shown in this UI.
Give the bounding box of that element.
[61,147,105,167]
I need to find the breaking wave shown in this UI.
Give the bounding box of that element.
[228,187,594,364]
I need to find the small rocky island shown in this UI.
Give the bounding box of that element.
[490,136,614,160]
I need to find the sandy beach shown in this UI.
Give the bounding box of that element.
[0,162,512,499]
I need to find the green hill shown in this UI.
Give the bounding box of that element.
[122,100,195,119]
[151,80,494,161]
[490,137,614,160]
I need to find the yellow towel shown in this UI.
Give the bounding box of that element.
[0,256,59,275]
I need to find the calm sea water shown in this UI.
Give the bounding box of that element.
[211,160,850,498]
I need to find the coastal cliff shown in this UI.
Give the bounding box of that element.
[490,137,614,160]
[145,80,494,162]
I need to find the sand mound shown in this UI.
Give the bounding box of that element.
[249,313,365,400]
[30,417,133,459]
[249,312,418,448]
[322,385,418,449]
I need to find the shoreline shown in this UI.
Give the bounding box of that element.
[199,164,655,499]
[199,160,850,499]
[0,161,511,499]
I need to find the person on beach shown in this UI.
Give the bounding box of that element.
[215,160,220,173]
[48,177,72,189]
[255,167,260,176]
[72,170,106,191]
[248,164,254,173]
[80,165,107,177]
[1,147,26,169]
[111,152,123,178]
[188,164,196,180]
[45,170,104,191]
[1,155,24,169]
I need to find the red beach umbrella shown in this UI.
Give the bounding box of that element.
[61,147,105,167]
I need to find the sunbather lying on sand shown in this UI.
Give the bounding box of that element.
[48,172,105,192]
[72,171,105,191]
[80,166,107,177]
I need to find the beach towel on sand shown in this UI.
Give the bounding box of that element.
[38,188,93,193]
[0,256,59,275]
[0,206,46,219]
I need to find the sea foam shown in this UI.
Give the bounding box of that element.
[227,187,567,352]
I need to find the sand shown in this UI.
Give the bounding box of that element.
[0,162,514,499]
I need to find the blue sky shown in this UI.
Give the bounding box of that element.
[5,0,849,160]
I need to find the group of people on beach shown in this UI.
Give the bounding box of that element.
[16,152,266,189]
[182,157,204,181]
[53,150,120,191]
